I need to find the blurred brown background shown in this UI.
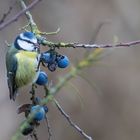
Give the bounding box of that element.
[1,0,140,139]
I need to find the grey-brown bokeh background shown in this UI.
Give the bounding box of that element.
[1,0,140,139]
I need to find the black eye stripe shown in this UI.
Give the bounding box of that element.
[20,38,34,45]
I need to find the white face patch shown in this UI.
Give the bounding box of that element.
[17,39,35,51]
[20,33,37,44]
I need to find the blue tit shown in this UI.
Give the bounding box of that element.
[6,32,40,101]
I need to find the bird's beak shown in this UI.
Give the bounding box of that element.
[34,43,40,49]
[33,43,40,52]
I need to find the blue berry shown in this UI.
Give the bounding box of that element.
[31,105,46,121]
[42,52,52,63]
[36,71,48,85]
[57,55,69,68]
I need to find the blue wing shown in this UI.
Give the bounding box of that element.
[6,52,18,101]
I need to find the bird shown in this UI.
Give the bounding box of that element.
[6,32,40,101]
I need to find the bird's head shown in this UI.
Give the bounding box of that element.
[14,32,39,51]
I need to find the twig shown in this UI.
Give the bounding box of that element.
[53,99,93,140]
[32,131,38,140]
[19,0,38,32]
[5,40,11,47]
[45,40,140,49]
[19,22,30,31]
[0,0,42,31]
[72,40,140,48]
[0,6,12,24]
[89,22,108,44]
[30,129,39,140]
[45,115,53,140]
[38,28,61,36]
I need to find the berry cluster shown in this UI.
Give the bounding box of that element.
[41,49,70,72]
[35,49,70,85]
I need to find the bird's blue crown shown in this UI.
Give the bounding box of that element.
[23,32,34,39]
[14,32,38,51]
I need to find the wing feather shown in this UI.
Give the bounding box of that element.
[6,49,18,101]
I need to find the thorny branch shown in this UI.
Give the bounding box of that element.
[0,0,42,31]
[54,99,93,140]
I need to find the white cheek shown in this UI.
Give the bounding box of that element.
[17,39,34,51]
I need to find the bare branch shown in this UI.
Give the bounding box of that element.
[47,40,140,49]
[19,0,38,32]
[54,99,93,140]
[0,6,12,24]
[30,130,39,140]
[72,40,140,48]
[45,115,53,140]
[0,0,42,31]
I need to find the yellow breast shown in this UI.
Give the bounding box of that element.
[15,51,39,87]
